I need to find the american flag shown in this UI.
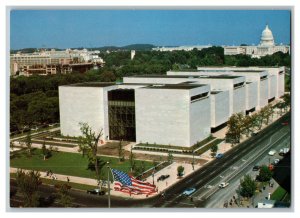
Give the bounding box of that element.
[111,169,157,196]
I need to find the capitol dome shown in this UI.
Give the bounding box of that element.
[260,25,275,46]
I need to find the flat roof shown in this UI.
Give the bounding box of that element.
[64,82,115,87]
[232,70,265,73]
[129,74,241,79]
[144,84,205,90]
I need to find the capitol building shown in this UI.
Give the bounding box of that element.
[223,24,290,58]
[152,25,290,58]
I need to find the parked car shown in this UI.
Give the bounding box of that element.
[182,187,196,196]
[87,189,106,195]
[279,147,290,156]
[282,121,289,126]
[31,126,39,131]
[219,182,229,188]
[216,153,224,159]
[252,165,261,171]
[268,150,277,156]
[251,132,258,136]
[273,159,280,165]
[157,174,170,182]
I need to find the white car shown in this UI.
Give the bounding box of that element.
[268,150,277,156]
[219,182,229,188]
[273,159,280,165]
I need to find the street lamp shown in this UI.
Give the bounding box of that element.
[152,169,155,185]
[192,151,195,170]
[107,161,111,208]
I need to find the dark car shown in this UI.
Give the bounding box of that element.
[87,189,106,195]
[282,121,289,126]
[252,165,261,171]
[216,153,224,159]
[157,174,170,182]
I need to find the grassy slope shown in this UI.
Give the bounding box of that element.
[10,149,153,180]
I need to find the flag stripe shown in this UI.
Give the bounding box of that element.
[111,169,157,196]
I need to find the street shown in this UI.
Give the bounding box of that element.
[10,113,290,208]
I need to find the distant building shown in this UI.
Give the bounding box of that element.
[10,49,105,76]
[224,25,290,58]
[152,25,290,58]
[152,45,212,51]
[131,50,136,60]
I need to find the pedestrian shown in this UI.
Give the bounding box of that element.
[166,181,168,186]
[67,177,70,183]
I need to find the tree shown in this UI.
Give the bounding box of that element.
[226,113,244,145]
[283,93,291,111]
[167,151,174,163]
[276,102,285,116]
[10,141,15,151]
[56,183,73,207]
[152,159,158,170]
[240,175,256,198]
[255,110,264,130]
[242,115,254,137]
[78,123,104,186]
[257,165,273,182]
[141,161,146,173]
[25,131,32,156]
[177,166,185,177]
[41,139,52,160]
[41,140,47,160]
[210,144,218,157]
[129,146,135,172]
[16,169,42,207]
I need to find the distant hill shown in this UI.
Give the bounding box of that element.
[91,44,156,51]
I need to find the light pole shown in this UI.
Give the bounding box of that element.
[107,161,111,208]
[192,151,195,170]
[152,168,155,185]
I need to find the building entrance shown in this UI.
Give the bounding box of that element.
[108,89,136,141]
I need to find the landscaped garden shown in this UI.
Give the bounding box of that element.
[10,148,154,180]
[133,136,224,156]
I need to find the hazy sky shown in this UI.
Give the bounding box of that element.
[10,10,291,49]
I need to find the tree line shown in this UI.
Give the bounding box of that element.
[10,69,116,134]
[99,47,291,77]
[226,94,290,145]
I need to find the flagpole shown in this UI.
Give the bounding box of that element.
[107,161,111,208]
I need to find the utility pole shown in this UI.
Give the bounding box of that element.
[192,151,195,170]
[107,162,111,208]
[152,169,155,185]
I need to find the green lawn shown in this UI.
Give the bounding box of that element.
[10,173,97,191]
[10,149,153,180]
[271,186,287,201]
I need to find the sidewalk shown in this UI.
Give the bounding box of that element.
[10,161,201,199]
